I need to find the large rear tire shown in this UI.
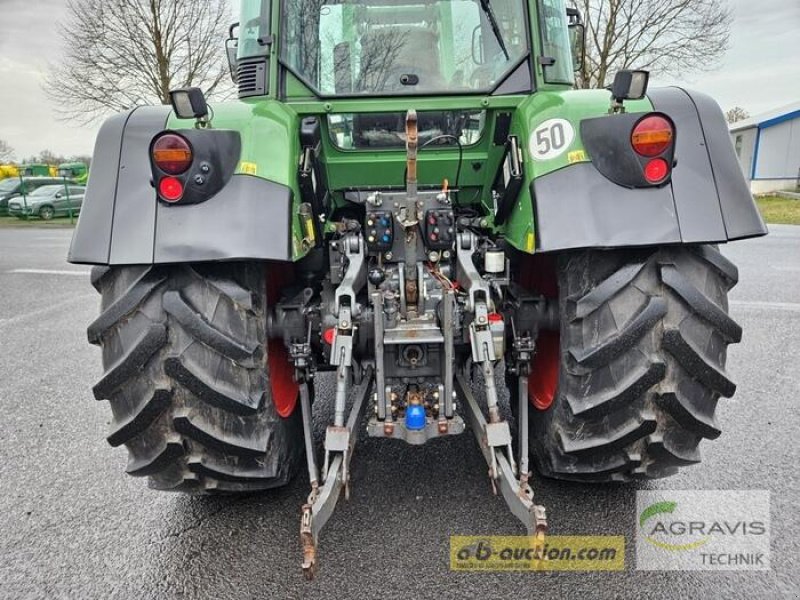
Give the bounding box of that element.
[89,263,304,493]
[519,245,741,482]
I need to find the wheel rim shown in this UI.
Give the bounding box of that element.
[40,207,53,219]
[267,339,299,418]
[528,331,559,411]
[516,253,560,411]
[265,263,298,418]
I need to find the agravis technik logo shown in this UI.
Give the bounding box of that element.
[636,491,770,571]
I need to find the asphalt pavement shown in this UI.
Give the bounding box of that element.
[0,226,798,599]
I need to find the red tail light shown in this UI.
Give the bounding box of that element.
[158,176,184,202]
[644,158,670,184]
[152,133,193,174]
[631,115,674,157]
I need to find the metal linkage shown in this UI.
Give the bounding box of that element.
[455,372,547,539]
[333,234,366,317]
[330,306,354,429]
[301,367,375,579]
[510,324,536,480]
[470,300,499,422]
[442,289,455,419]
[456,230,543,533]
[518,373,530,490]
[300,383,318,494]
[469,297,514,474]
[371,291,389,423]
[456,231,492,313]
[302,231,371,578]
[405,109,418,199]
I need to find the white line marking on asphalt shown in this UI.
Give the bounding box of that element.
[7,268,91,276]
[731,300,800,313]
[771,266,800,273]
[0,294,95,328]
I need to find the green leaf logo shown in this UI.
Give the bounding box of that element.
[639,501,709,552]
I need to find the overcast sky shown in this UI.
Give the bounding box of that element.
[1,0,798,159]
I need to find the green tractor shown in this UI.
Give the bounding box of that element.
[20,163,56,177]
[58,162,89,185]
[69,0,766,577]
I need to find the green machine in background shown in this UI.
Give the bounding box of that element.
[69,0,766,577]
[58,162,89,185]
[20,163,55,177]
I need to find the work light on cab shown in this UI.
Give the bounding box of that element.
[152,133,193,175]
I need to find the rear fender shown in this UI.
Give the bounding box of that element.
[529,87,767,253]
[68,102,302,265]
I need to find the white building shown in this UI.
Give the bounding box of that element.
[729,101,800,194]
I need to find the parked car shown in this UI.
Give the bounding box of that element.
[0,177,73,214]
[7,184,85,220]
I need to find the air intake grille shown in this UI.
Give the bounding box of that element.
[237,58,268,98]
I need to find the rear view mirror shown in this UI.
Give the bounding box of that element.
[471,26,484,64]
[567,7,585,72]
[226,23,239,84]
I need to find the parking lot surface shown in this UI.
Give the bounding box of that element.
[0,226,798,599]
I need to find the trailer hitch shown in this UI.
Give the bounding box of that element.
[300,367,374,579]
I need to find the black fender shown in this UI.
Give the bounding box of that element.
[532,87,767,252]
[68,106,294,265]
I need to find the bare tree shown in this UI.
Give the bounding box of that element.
[46,0,232,124]
[725,106,750,124]
[0,139,14,163]
[19,150,92,166]
[355,28,411,93]
[37,150,69,166]
[575,0,732,89]
[69,155,94,168]
[283,1,407,94]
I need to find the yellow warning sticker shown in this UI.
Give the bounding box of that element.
[526,232,535,252]
[568,150,587,164]
[240,161,258,175]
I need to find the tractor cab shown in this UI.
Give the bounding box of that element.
[235,0,579,97]
[58,162,89,185]
[21,163,55,177]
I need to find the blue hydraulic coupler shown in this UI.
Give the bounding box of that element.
[405,404,426,431]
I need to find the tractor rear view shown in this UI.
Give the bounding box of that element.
[69,0,766,577]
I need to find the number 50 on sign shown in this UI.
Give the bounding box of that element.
[530,118,575,161]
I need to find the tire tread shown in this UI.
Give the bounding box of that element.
[530,246,740,482]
